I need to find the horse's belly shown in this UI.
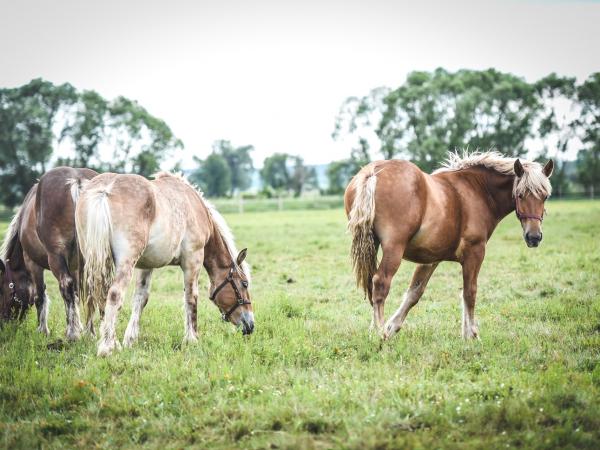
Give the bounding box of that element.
[404,224,459,263]
[136,223,184,269]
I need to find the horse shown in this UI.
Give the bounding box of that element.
[344,151,553,340]
[0,167,98,339]
[75,171,254,356]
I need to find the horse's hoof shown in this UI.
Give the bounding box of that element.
[97,340,117,357]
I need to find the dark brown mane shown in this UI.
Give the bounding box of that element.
[1,184,37,269]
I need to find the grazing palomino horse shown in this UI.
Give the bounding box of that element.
[345,152,553,340]
[0,167,98,339]
[75,172,254,356]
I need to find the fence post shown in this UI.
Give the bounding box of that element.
[278,196,283,211]
[238,197,244,214]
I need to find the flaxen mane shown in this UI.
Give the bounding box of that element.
[153,172,251,282]
[434,151,552,199]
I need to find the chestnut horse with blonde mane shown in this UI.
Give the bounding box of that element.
[75,172,254,356]
[345,152,553,340]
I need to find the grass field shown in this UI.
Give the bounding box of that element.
[1,201,599,449]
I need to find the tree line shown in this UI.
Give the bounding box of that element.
[0,79,319,206]
[329,68,600,197]
[2,70,600,207]
[189,141,318,198]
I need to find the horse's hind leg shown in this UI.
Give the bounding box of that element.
[371,242,405,332]
[98,260,136,356]
[26,257,49,335]
[123,269,153,348]
[48,254,82,341]
[383,263,439,340]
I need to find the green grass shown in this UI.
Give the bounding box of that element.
[1,201,599,449]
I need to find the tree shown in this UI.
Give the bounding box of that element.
[260,153,316,196]
[190,153,232,197]
[534,74,578,196]
[211,140,254,195]
[334,69,542,172]
[574,73,600,196]
[261,153,290,191]
[56,91,182,177]
[0,79,77,207]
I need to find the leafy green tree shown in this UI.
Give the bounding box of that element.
[534,74,578,196]
[326,138,370,194]
[211,140,254,195]
[261,153,290,191]
[57,92,182,177]
[190,153,232,197]
[574,73,600,196]
[261,153,316,196]
[335,69,542,172]
[327,159,359,194]
[0,79,77,207]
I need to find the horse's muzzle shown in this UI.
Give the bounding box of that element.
[240,311,255,335]
[525,231,542,248]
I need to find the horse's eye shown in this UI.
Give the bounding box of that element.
[242,281,249,288]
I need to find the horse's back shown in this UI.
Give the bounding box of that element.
[347,159,463,263]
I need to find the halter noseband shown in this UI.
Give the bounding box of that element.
[3,259,22,311]
[209,263,251,321]
[515,196,544,223]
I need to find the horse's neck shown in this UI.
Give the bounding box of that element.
[202,225,233,283]
[5,235,25,271]
[481,170,515,222]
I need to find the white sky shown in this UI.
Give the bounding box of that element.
[1,0,599,168]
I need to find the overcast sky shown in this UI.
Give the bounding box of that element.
[1,0,599,167]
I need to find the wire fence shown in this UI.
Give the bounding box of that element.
[208,195,345,214]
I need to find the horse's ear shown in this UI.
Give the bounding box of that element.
[0,259,5,274]
[236,248,248,266]
[543,159,554,178]
[514,159,525,177]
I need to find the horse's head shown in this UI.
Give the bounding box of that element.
[0,258,33,321]
[513,159,553,248]
[209,249,254,335]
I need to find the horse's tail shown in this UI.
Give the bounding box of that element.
[347,168,379,301]
[75,183,115,324]
[67,177,91,319]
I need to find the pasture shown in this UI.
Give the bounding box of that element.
[1,200,599,449]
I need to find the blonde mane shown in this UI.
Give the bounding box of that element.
[152,172,251,282]
[434,150,552,199]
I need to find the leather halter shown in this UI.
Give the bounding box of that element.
[209,263,251,321]
[515,196,544,222]
[3,259,21,306]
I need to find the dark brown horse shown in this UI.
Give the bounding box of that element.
[0,167,97,339]
[344,152,553,340]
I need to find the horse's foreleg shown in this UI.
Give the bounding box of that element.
[371,244,404,333]
[383,263,439,340]
[461,245,485,339]
[48,254,82,341]
[98,261,135,356]
[123,269,153,348]
[182,252,202,344]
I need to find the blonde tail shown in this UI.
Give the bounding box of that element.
[348,170,379,301]
[75,186,115,324]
